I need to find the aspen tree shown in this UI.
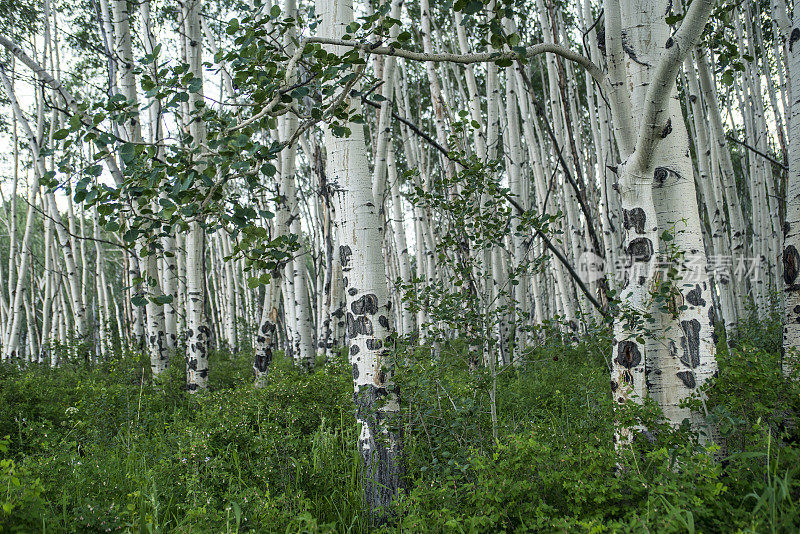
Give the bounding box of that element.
[317,0,403,518]
[183,0,211,391]
[775,0,800,372]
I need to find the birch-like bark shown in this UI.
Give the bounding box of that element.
[183,0,210,391]
[254,274,280,384]
[318,0,403,519]
[112,0,168,370]
[781,0,800,373]
[607,0,718,442]
[0,64,43,360]
[388,143,414,335]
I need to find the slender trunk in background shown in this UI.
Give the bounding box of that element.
[113,0,168,372]
[183,0,210,391]
[0,63,40,360]
[254,275,280,384]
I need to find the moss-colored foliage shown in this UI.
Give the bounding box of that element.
[0,319,798,532]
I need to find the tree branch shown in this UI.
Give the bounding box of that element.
[303,36,608,89]
[629,0,716,173]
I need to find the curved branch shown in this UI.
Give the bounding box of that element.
[304,36,608,89]
[628,0,716,173]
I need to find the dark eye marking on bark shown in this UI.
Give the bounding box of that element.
[348,287,358,296]
[610,380,618,392]
[351,294,379,315]
[621,369,633,385]
[686,284,706,307]
[620,30,650,66]
[379,315,390,329]
[350,344,360,356]
[616,341,642,369]
[791,28,800,51]
[628,238,654,262]
[343,276,349,287]
[352,363,359,379]
[653,166,683,188]
[679,319,701,368]
[254,347,272,373]
[348,315,374,337]
[339,245,352,267]
[665,37,674,49]
[783,245,800,287]
[623,207,647,234]
[366,338,383,350]
[654,167,668,187]
[676,371,696,388]
[661,118,672,138]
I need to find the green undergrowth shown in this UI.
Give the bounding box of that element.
[0,318,798,532]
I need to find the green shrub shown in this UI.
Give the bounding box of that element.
[0,317,797,532]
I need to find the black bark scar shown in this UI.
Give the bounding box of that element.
[621,31,650,66]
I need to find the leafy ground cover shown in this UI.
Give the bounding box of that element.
[1,316,798,532]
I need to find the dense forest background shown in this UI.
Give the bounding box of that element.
[0,0,798,531]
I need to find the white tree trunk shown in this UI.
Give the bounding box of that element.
[183,0,210,391]
[781,0,800,371]
[318,0,403,519]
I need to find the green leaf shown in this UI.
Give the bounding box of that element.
[462,1,484,15]
[85,164,103,177]
[331,125,351,137]
[188,78,203,93]
[152,294,174,305]
[721,71,734,87]
[123,228,139,243]
[53,129,71,140]
[665,13,684,25]
[119,143,136,164]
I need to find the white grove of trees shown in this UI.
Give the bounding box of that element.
[0,0,794,518]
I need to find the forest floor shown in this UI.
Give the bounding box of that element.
[1,313,798,532]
